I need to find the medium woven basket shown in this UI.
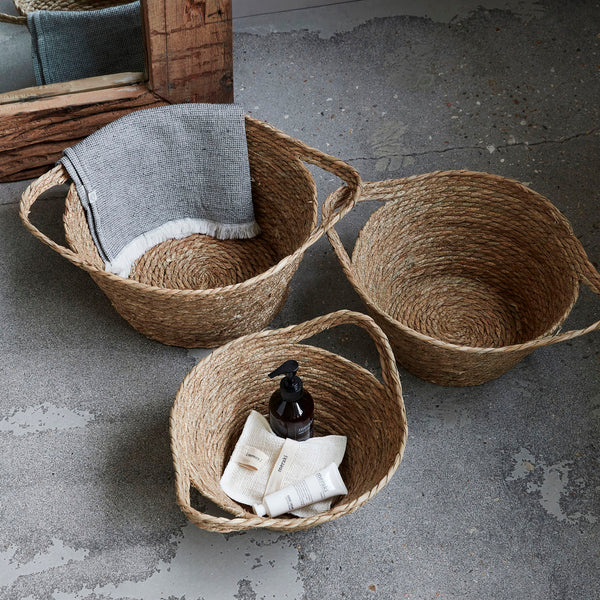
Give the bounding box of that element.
[171,309,407,532]
[324,171,600,386]
[0,0,130,24]
[20,116,360,348]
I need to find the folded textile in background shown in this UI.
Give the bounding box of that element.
[220,411,347,518]
[61,103,259,277]
[28,1,144,85]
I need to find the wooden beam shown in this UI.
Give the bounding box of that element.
[142,0,233,104]
[0,84,166,182]
[0,72,145,106]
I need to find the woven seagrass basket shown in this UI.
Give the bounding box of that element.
[171,310,407,532]
[20,116,360,347]
[324,171,600,387]
[0,0,129,24]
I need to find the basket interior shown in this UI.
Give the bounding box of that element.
[352,174,580,348]
[172,342,406,519]
[63,119,317,290]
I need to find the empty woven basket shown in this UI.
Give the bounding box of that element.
[171,310,407,532]
[0,0,130,24]
[20,116,360,347]
[324,171,600,386]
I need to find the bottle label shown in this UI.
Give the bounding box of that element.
[264,438,298,498]
[234,446,268,471]
[296,421,313,436]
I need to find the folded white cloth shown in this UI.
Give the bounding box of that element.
[220,411,346,518]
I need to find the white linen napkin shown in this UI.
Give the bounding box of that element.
[220,411,347,518]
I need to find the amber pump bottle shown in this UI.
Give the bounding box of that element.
[268,360,314,441]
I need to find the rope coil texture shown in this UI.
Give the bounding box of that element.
[324,171,600,386]
[170,309,408,532]
[20,115,360,347]
[0,1,131,24]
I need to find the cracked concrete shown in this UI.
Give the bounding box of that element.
[409,127,595,154]
[346,126,600,165]
[1,1,599,599]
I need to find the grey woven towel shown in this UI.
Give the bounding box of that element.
[28,2,144,86]
[61,103,258,277]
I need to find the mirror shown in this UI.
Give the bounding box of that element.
[0,0,35,92]
[0,0,234,182]
[0,0,145,97]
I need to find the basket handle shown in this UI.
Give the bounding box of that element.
[245,115,362,242]
[263,309,403,397]
[19,164,102,274]
[0,12,26,24]
[524,234,600,349]
[322,181,600,352]
[321,185,365,292]
[172,309,405,533]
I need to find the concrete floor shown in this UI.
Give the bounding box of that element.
[1,1,600,598]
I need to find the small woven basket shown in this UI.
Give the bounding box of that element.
[171,309,407,532]
[324,171,600,386]
[20,116,360,348]
[0,0,130,24]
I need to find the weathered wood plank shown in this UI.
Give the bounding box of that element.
[0,84,166,182]
[143,0,233,104]
[0,72,146,106]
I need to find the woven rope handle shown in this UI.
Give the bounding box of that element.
[173,309,405,533]
[321,185,362,289]
[321,179,415,278]
[19,164,102,273]
[0,12,26,23]
[528,234,600,349]
[262,309,403,399]
[245,116,361,244]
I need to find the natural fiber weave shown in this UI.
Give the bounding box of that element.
[20,116,360,347]
[324,171,600,386]
[0,0,130,24]
[171,309,407,532]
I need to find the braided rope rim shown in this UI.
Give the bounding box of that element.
[323,172,600,356]
[170,309,407,532]
[0,0,132,24]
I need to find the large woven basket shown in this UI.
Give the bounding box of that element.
[324,171,600,387]
[171,309,407,532]
[20,116,360,347]
[0,0,130,24]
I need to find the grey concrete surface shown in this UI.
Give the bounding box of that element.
[1,1,599,599]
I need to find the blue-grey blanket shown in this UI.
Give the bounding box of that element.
[61,103,258,277]
[29,2,144,85]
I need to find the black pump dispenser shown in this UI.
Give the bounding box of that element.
[268,360,314,441]
[269,360,303,402]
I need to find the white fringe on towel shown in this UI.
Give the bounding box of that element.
[105,217,261,278]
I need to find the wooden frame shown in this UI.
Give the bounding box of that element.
[0,0,233,182]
